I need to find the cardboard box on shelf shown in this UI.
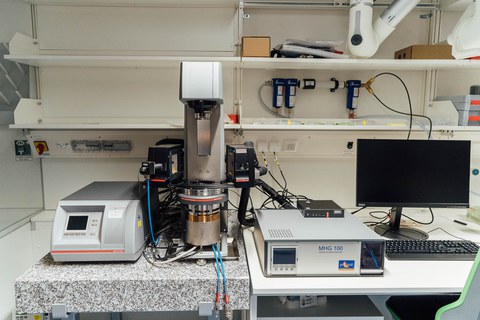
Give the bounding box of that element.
[394,45,453,59]
[242,36,271,57]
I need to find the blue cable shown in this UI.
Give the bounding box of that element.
[216,243,228,295]
[212,245,221,294]
[369,249,380,269]
[146,179,159,246]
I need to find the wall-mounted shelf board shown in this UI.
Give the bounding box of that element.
[242,0,464,11]
[235,118,480,131]
[23,0,238,7]
[243,1,437,10]
[7,55,480,71]
[9,123,242,130]
[23,0,441,9]
[10,122,480,132]
[21,0,466,11]
[239,124,480,131]
[4,55,240,68]
[240,57,480,71]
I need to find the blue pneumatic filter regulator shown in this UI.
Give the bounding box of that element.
[285,78,300,112]
[272,78,286,110]
[346,80,362,111]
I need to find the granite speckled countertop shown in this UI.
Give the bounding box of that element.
[15,218,250,314]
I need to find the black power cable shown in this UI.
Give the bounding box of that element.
[365,72,433,140]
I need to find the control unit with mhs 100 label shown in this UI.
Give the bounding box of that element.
[253,209,384,276]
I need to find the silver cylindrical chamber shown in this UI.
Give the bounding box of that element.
[186,214,220,246]
[179,187,227,246]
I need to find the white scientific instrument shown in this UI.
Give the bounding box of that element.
[51,181,147,262]
[178,61,229,257]
[348,0,421,58]
[253,209,385,277]
[348,0,480,59]
[448,0,480,59]
[141,62,260,262]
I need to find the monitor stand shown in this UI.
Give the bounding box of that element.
[373,207,428,240]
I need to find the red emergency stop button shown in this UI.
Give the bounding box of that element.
[34,141,49,155]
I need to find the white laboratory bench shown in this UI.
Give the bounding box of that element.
[0,208,43,320]
[30,210,56,262]
[0,208,42,239]
[13,208,480,318]
[243,208,480,320]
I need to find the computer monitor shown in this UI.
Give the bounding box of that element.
[356,139,471,240]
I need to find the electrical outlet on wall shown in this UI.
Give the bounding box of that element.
[269,141,281,153]
[257,140,268,153]
[283,140,298,152]
[344,141,355,155]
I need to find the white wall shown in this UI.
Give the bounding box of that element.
[0,0,42,209]
[2,3,478,204]
[37,127,480,210]
[29,6,436,124]
[2,2,480,319]
[436,9,480,96]
[0,2,41,319]
[241,7,430,119]
[36,6,237,54]
[0,129,42,208]
[0,0,31,43]
[0,223,34,320]
[14,2,479,211]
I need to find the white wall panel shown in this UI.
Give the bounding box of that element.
[38,131,182,209]
[433,11,480,98]
[237,131,381,209]
[39,66,236,121]
[436,70,480,98]
[0,223,33,320]
[242,8,431,59]
[42,157,144,209]
[41,153,358,209]
[438,10,462,43]
[259,157,355,207]
[241,69,427,119]
[0,0,31,43]
[243,8,349,53]
[26,129,183,158]
[241,7,431,120]
[36,6,237,54]
[375,9,432,58]
[0,129,42,208]
[40,129,480,210]
[28,2,480,216]
[0,7,39,317]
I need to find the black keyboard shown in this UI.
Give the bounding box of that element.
[385,239,479,261]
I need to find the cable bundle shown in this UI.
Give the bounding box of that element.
[212,243,232,320]
[143,178,201,266]
[256,151,311,209]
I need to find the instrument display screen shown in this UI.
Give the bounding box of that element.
[273,248,296,265]
[66,215,89,231]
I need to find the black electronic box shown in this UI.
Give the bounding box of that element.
[297,200,344,218]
